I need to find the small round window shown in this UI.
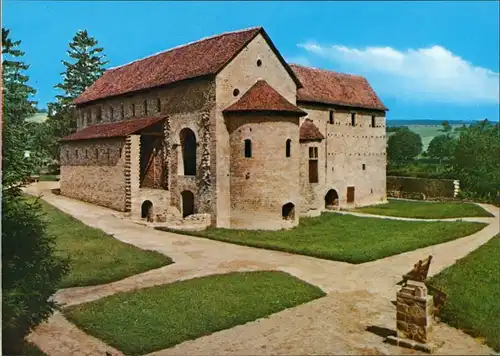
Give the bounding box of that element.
[256,59,262,67]
[233,88,240,96]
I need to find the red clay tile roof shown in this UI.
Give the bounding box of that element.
[74,27,301,105]
[223,80,306,116]
[290,64,388,111]
[300,118,325,141]
[61,116,166,142]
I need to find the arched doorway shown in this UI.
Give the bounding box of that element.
[325,189,339,209]
[181,190,195,218]
[141,200,153,220]
[282,202,295,220]
[180,128,196,176]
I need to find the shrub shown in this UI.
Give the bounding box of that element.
[1,193,69,354]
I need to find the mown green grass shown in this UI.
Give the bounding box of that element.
[20,342,47,356]
[38,174,59,181]
[64,271,325,355]
[30,197,173,288]
[157,213,486,264]
[352,199,493,219]
[429,234,500,352]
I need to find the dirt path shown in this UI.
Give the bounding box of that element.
[25,182,499,356]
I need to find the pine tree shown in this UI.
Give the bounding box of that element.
[2,28,38,190]
[2,28,69,354]
[46,30,108,159]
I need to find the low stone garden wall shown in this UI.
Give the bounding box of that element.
[387,176,459,200]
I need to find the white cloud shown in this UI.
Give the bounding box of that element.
[298,42,500,105]
[286,55,311,67]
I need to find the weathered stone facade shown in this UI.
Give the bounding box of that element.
[60,137,127,211]
[298,104,388,214]
[61,27,388,230]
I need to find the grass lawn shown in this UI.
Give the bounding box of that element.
[20,342,47,356]
[38,174,59,181]
[29,197,173,288]
[352,199,493,219]
[157,213,486,264]
[429,234,500,352]
[64,271,325,355]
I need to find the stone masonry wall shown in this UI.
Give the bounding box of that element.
[75,78,216,220]
[215,32,298,228]
[298,104,387,210]
[226,115,301,230]
[396,281,434,344]
[299,140,325,216]
[60,137,126,211]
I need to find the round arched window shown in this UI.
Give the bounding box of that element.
[233,88,240,96]
[257,59,262,67]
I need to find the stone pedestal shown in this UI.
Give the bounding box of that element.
[386,280,435,353]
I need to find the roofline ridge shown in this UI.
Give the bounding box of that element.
[107,26,262,71]
[290,63,365,79]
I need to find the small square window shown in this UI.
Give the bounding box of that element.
[131,103,136,117]
[121,104,125,119]
[143,100,148,115]
[329,110,335,124]
[351,113,356,126]
[362,163,366,170]
[371,115,376,127]
[110,107,114,121]
[309,147,318,159]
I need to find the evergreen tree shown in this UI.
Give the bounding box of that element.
[46,30,108,159]
[2,28,38,189]
[2,28,69,354]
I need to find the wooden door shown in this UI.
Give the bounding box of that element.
[347,186,355,203]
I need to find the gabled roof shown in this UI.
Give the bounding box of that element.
[290,64,388,111]
[300,118,325,141]
[61,116,166,142]
[223,80,306,116]
[74,27,301,105]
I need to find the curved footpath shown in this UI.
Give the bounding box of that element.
[24,182,499,356]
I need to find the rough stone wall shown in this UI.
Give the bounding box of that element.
[226,115,300,230]
[299,140,325,216]
[215,32,298,228]
[75,79,216,220]
[59,137,126,211]
[396,282,434,344]
[298,104,387,209]
[387,176,457,198]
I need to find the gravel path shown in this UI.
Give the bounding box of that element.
[24,182,499,356]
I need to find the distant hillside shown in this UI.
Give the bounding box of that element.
[26,113,48,123]
[386,119,472,127]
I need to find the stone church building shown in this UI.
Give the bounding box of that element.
[60,26,388,230]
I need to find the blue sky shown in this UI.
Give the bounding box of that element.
[4,1,499,122]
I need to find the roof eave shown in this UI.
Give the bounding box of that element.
[223,109,307,117]
[297,98,389,112]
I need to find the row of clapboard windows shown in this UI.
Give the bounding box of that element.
[328,111,380,127]
[79,98,162,126]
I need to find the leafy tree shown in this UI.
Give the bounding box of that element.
[46,30,108,159]
[387,129,423,162]
[427,134,458,162]
[440,120,452,132]
[453,119,500,203]
[2,28,69,354]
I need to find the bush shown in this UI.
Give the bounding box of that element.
[1,193,69,354]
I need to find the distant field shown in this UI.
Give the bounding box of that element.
[407,125,460,151]
[26,113,48,123]
[387,124,461,151]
